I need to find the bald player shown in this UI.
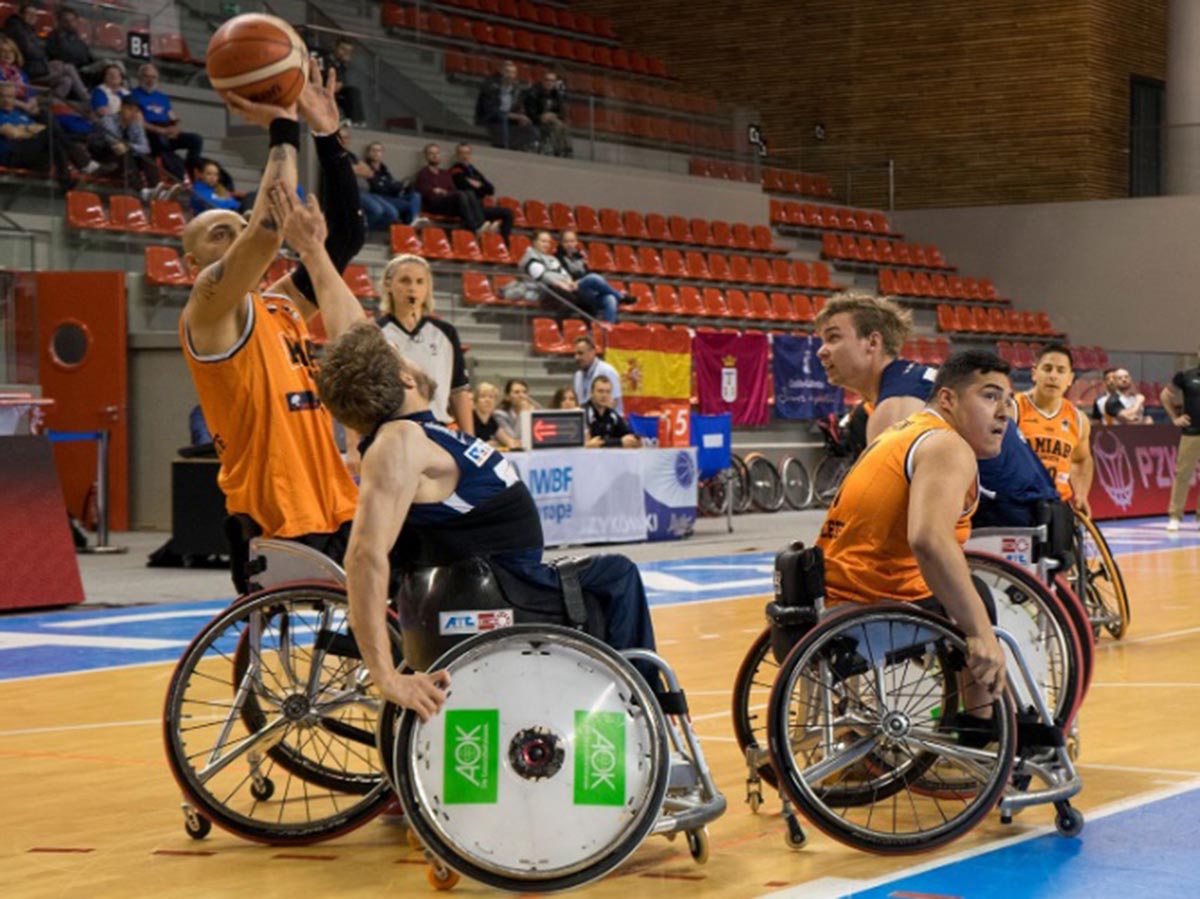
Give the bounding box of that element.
[817,350,1010,722]
[1013,343,1094,517]
[180,66,367,590]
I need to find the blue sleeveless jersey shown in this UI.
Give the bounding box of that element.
[878,358,938,403]
[977,419,1059,508]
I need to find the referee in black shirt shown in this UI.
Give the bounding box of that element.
[584,376,642,448]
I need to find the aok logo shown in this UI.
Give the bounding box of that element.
[574,711,625,806]
[443,710,499,804]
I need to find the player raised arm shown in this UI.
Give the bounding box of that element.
[344,422,451,719]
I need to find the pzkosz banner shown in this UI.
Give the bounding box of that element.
[1088,424,1200,519]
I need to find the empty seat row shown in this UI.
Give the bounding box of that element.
[563,105,735,153]
[937,304,1057,337]
[67,190,186,236]
[0,6,199,64]
[899,337,952,366]
[771,199,893,235]
[828,237,949,269]
[502,200,782,253]
[688,157,759,184]
[762,168,835,199]
[382,5,667,77]
[883,269,996,301]
[145,245,377,298]
[427,0,620,43]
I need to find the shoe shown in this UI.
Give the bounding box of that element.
[1167,518,1180,532]
[616,291,637,306]
[410,215,431,229]
[140,187,155,203]
[82,160,101,175]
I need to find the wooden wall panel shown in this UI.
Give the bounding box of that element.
[578,0,1166,207]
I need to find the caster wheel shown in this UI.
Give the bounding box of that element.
[1055,804,1084,838]
[747,789,762,814]
[250,777,275,801]
[784,814,807,850]
[184,809,211,840]
[686,827,709,865]
[426,865,460,891]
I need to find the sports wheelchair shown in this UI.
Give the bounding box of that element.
[163,539,724,892]
[733,538,1089,853]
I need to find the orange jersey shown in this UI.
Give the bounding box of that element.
[1014,392,1083,501]
[817,411,977,606]
[181,292,358,538]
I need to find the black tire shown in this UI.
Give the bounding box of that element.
[768,604,1017,854]
[780,455,813,510]
[731,454,752,513]
[812,454,852,508]
[163,584,395,845]
[745,452,786,512]
[1073,510,1130,639]
[730,628,781,789]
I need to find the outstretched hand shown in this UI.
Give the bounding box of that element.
[297,62,341,135]
[267,183,327,255]
[224,91,298,129]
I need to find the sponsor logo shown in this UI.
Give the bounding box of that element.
[438,610,515,635]
[463,440,493,467]
[574,710,625,806]
[285,390,321,412]
[1093,430,1135,509]
[1001,536,1031,555]
[674,451,696,488]
[444,710,499,804]
[528,466,574,497]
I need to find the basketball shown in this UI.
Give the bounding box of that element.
[206,13,308,107]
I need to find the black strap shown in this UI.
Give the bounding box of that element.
[655,690,689,716]
[554,557,588,628]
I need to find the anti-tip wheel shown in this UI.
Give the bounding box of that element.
[784,814,807,850]
[1055,803,1084,838]
[427,865,461,891]
[686,827,710,865]
[183,808,212,840]
[249,777,275,801]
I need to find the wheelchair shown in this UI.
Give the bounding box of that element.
[733,540,1088,853]
[1070,507,1131,640]
[163,541,725,893]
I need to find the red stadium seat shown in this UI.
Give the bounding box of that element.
[586,242,617,272]
[746,291,773,321]
[532,318,568,354]
[793,294,816,323]
[979,278,998,300]
[622,210,648,240]
[912,272,934,297]
[702,288,728,317]
[930,274,951,298]
[821,233,842,260]
[710,220,735,249]
[662,248,687,279]
[770,258,795,288]
[613,244,641,274]
[936,304,957,332]
[791,261,812,289]
[496,196,526,229]
[988,307,1008,333]
[689,218,714,246]
[645,213,669,241]
[879,269,897,295]
[451,229,484,262]
[637,246,664,276]
[971,307,991,332]
[66,191,111,230]
[523,200,553,230]
[751,225,778,253]
[667,216,693,243]
[726,289,751,318]
[680,286,704,316]
[149,200,186,236]
[421,227,454,260]
[948,276,968,299]
[655,283,682,315]
[598,208,624,237]
[462,272,498,306]
[343,265,378,298]
[810,262,834,290]
[894,270,916,296]
[575,205,601,235]
[391,224,422,255]
[549,202,575,231]
[707,253,731,282]
[480,232,513,264]
[749,257,775,286]
[874,239,896,264]
[955,306,976,332]
[145,245,193,286]
[770,292,796,322]
[108,194,151,232]
[685,251,711,280]
[627,282,657,314]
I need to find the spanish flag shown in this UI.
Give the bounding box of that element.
[604,328,692,416]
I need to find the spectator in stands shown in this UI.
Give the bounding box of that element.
[448,142,513,232]
[556,228,631,311]
[573,335,623,414]
[520,231,629,323]
[359,140,425,228]
[0,81,95,185]
[414,143,511,239]
[524,68,571,158]
[330,39,365,126]
[475,60,533,151]
[1106,368,1150,424]
[474,381,520,449]
[492,377,537,444]
[88,96,174,201]
[131,64,204,183]
[551,386,579,409]
[0,38,37,115]
[3,3,88,105]
[190,158,246,214]
[584,376,640,448]
[1091,368,1118,422]
[46,7,106,82]
[90,62,127,118]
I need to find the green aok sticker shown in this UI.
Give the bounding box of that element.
[574,710,626,806]
[443,710,500,804]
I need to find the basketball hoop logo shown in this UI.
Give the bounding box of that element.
[1093,430,1135,509]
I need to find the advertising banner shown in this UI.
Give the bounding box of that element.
[643,448,698,541]
[771,334,844,420]
[510,448,648,544]
[1087,424,1200,519]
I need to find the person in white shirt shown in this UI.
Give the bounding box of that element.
[572,335,623,414]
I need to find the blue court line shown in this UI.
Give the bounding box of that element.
[0,516,1192,681]
[836,785,1200,899]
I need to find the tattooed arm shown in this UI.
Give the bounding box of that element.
[183,98,299,348]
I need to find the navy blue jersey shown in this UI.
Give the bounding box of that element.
[974,419,1059,526]
[877,358,938,404]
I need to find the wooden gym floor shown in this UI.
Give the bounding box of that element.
[0,522,1198,898]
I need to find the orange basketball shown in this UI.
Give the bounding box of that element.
[206,13,308,107]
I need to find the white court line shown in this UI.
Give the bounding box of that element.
[1077,762,1200,777]
[45,609,224,629]
[691,703,762,723]
[1089,681,1200,688]
[1097,625,1200,649]
[0,718,164,738]
[758,776,1200,899]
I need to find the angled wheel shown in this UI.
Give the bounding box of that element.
[768,604,1017,854]
[780,455,813,510]
[731,454,752,513]
[1072,509,1130,639]
[812,454,852,508]
[745,452,786,512]
[731,628,781,790]
[163,584,397,844]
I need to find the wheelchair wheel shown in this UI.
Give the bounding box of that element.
[731,628,781,789]
[780,455,813,509]
[745,452,786,512]
[163,584,396,844]
[389,625,670,893]
[731,454,752,513]
[1073,510,1130,639]
[1052,576,1096,700]
[812,453,852,508]
[965,552,1086,728]
[768,604,1017,854]
[697,479,724,517]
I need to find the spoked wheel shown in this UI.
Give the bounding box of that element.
[745,452,786,512]
[1072,510,1130,639]
[163,584,397,844]
[731,628,782,790]
[812,454,852,508]
[390,626,670,893]
[698,477,729,517]
[731,454,752,513]
[779,455,813,510]
[768,604,1017,854]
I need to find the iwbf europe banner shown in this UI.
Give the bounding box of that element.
[604,327,692,416]
[694,331,770,425]
[772,334,845,420]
